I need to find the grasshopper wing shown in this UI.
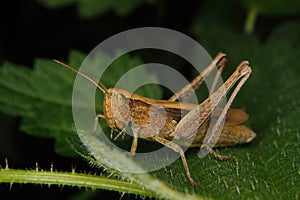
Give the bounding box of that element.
[212,108,249,125]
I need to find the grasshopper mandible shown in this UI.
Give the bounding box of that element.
[54,52,255,190]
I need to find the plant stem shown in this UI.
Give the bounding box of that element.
[244,8,258,34]
[0,169,159,198]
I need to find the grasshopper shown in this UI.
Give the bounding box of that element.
[54,52,255,190]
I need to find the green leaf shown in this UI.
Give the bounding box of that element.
[0,50,161,157]
[0,59,77,157]
[191,14,300,198]
[40,0,157,19]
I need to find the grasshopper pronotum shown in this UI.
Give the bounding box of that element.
[54,52,255,189]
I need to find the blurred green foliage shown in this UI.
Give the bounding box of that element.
[240,0,300,16]
[40,0,157,19]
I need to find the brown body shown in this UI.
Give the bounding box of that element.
[103,87,255,147]
[54,52,256,190]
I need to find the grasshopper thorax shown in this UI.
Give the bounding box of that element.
[103,88,132,131]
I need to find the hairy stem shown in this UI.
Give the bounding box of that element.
[0,169,158,198]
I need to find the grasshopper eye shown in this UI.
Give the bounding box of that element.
[117,94,124,103]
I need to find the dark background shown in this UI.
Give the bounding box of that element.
[0,0,299,199]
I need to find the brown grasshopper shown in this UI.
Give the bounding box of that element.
[54,52,255,190]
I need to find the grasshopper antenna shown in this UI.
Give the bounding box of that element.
[53,59,108,94]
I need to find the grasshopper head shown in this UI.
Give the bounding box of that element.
[52,60,132,132]
[103,88,132,131]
